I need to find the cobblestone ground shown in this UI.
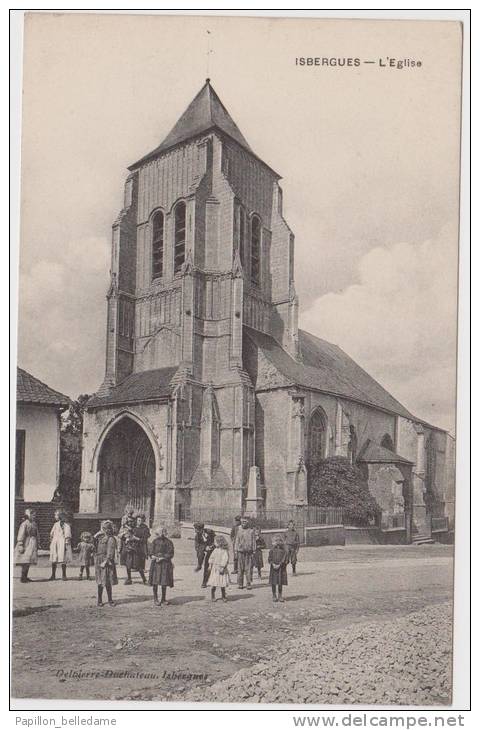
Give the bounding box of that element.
[185,602,452,705]
[11,541,454,706]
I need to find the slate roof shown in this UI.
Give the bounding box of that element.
[17,368,71,408]
[244,326,417,421]
[87,367,177,408]
[128,80,279,175]
[357,439,413,465]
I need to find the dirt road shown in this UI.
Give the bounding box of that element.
[11,541,454,704]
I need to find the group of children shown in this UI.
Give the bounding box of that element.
[195,517,300,603]
[15,506,301,606]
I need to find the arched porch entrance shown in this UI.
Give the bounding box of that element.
[98,416,156,524]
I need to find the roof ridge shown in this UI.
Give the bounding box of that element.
[17,367,71,406]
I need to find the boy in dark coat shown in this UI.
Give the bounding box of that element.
[149,526,175,606]
[201,528,216,588]
[229,516,241,574]
[95,520,118,606]
[268,535,288,602]
[193,522,206,572]
[251,527,266,580]
[133,515,150,584]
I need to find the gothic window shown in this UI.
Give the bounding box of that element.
[174,201,186,274]
[239,207,246,268]
[152,210,164,280]
[307,407,327,469]
[251,214,261,285]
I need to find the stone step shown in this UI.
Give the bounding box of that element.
[412,536,435,545]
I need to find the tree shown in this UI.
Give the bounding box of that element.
[57,394,91,507]
[308,456,380,526]
[61,393,91,436]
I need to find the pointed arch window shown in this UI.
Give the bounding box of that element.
[152,211,164,280]
[307,407,328,469]
[239,207,246,268]
[174,201,186,274]
[251,215,261,285]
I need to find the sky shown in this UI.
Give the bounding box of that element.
[16,13,462,433]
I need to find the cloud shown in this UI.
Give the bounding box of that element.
[17,236,110,399]
[299,224,458,433]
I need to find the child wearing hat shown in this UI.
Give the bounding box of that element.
[76,531,94,580]
[207,535,230,602]
[148,526,175,606]
[95,520,118,606]
[268,535,288,602]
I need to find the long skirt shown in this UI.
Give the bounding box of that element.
[252,549,264,570]
[121,549,143,570]
[207,566,230,588]
[95,561,118,587]
[15,536,38,565]
[149,559,174,587]
[269,564,288,586]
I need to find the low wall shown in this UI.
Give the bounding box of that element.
[305,525,345,546]
[432,529,455,545]
[181,523,346,547]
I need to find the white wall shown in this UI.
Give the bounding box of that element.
[16,404,60,502]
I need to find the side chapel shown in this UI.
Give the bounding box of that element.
[79,80,455,540]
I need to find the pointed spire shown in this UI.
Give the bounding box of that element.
[181,248,194,275]
[232,247,243,278]
[129,80,253,170]
[106,271,118,299]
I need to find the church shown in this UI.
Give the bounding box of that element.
[79,80,455,542]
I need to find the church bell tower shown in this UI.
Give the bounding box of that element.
[81,79,297,522]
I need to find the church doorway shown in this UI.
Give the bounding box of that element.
[98,417,156,524]
[306,407,328,500]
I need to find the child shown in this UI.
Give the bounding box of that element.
[207,535,230,602]
[95,520,117,606]
[119,525,140,584]
[76,531,94,580]
[148,526,174,606]
[229,515,241,574]
[268,535,288,603]
[251,527,266,580]
[15,508,40,583]
[133,515,150,584]
[49,510,73,581]
[201,528,216,588]
[193,522,206,572]
[285,519,300,575]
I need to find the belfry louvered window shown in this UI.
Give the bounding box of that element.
[152,211,164,280]
[251,215,261,285]
[174,201,186,274]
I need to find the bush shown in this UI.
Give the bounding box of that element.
[308,456,380,526]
